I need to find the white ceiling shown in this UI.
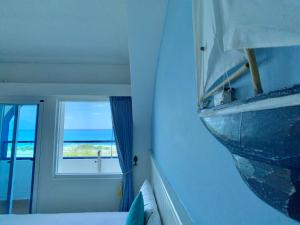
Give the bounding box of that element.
[0,0,129,64]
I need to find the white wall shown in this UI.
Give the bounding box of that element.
[126,0,169,193]
[0,0,168,211]
[36,98,121,213]
[57,158,121,174]
[0,83,130,213]
[35,90,129,213]
[0,63,130,84]
[0,83,130,97]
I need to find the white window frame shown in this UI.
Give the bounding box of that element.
[53,96,122,179]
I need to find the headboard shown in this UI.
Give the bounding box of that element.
[150,158,194,225]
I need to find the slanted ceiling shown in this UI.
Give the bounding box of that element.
[0,0,130,84]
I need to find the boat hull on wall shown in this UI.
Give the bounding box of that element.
[201,87,300,221]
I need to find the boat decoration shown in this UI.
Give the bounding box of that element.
[193,0,300,221]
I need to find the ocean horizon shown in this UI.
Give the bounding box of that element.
[6,129,116,158]
[10,129,115,141]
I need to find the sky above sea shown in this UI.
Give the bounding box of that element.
[18,101,113,130]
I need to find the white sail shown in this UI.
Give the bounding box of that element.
[219,0,300,51]
[193,0,246,101]
[194,0,300,101]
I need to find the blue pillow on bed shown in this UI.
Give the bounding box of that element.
[126,192,144,225]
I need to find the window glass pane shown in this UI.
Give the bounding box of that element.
[57,101,121,175]
[17,105,37,158]
[63,102,117,158]
[6,105,37,158]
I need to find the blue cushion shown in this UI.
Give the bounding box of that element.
[126,192,144,225]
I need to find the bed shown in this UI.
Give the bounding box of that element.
[0,212,128,225]
[0,171,185,225]
[0,179,163,225]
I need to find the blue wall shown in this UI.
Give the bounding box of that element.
[152,0,300,224]
[233,46,300,100]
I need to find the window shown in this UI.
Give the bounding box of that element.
[56,101,121,175]
[1,105,38,160]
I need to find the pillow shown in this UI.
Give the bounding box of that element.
[126,192,145,225]
[140,180,162,225]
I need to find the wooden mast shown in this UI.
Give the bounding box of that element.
[203,63,249,100]
[245,48,263,95]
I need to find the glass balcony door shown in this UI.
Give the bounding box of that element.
[0,104,39,214]
[0,105,18,214]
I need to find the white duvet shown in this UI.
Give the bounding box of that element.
[0,212,128,225]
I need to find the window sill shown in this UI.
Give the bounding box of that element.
[53,172,123,180]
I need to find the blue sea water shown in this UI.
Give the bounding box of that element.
[5,129,115,158]
[12,129,115,141]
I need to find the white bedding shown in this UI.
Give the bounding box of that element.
[0,212,128,225]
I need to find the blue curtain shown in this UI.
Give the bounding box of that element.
[109,96,134,211]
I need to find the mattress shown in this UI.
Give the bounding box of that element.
[0,212,128,225]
